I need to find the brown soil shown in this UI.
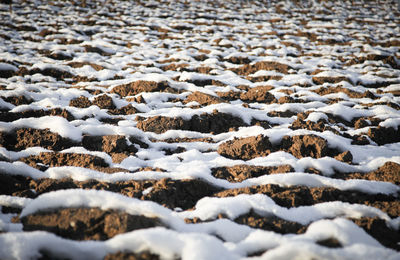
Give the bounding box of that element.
[213,184,398,216]
[111,81,176,97]
[22,207,163,240]
[232,61,292,76]
[240,85,276,103]
[20,152,109,170]
[367,126,400,145]
[184,91,225,106]
[93,94,116,109]
[280,134,340,159]
[312,86,376,99]
[104,251,160,260]
[69,96,92,108]
[67,61,105,71]
[0,128,75,151]
[137,111,246,134]
[82,135,136,154]
[17,67,74,81]
[109,104,138,115]
[217,135,272,160]
[23,177,220,210]
[312,76,351,85]
[1,95,33,106]
[211,164,294,182]
[0,108,74,122]
[351,217,400,251]
[234,210,307,234]
[333,162,400,186]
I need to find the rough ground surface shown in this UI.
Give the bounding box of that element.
[0,0,399,260]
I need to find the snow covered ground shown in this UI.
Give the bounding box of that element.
[0,0,399,259]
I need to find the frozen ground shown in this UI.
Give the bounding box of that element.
[0,0,399,259]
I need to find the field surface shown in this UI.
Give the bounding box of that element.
[0,0,400,259]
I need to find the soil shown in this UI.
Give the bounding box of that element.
[0,108,74,122]
[1,0,399,257]
[20,152,110,170]
[217,135,272,160]
[183,91,225,106]
[232,61,292,76]
[239,85,276,103]
[104,251,160,260]
[111,81,176,97]
[22,207,163,240]
[234,210,307,234]
[211,164,294,182]
[0,128,76,151]
[137,110,246,134]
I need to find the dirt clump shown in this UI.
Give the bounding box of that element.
[21,208,163,240]
[234,210,306,234]
[312,76,351,85]
[20,152,109,170]
[111,81,175,97]
[240,85,276,103]
[233,61,292,76]
[351,217,400,251]
[0,174,35,198]
[333,161,400,185]
[367,126,400,145]
[211,164,294,182]
[104,251,160,260]
[0,108,74,122]
[82,135,136,154]
[142,178,221,210]
[217,135,272,160]
[0,128,75,151]
[137,111,246,134]
[109,104,138,115]
[92,94,115,109]
[1,95,33,106]
[280,134,339,159]
[184,91,225,106]
[136,116,190,134]
[69,96,92,108]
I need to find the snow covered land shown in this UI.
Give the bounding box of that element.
[0,0,399,259]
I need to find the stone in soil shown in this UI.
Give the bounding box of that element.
[217,135,272,160]
[111,81,175,97]
[211,164,294,182]
[21,208,163,240]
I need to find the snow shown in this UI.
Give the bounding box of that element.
[0,0,399,259]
